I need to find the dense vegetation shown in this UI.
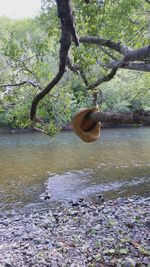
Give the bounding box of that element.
[0,0,150,132]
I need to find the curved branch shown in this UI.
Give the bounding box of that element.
[30,0,75,121]
[87,67,118,90]
[66,57,118,90]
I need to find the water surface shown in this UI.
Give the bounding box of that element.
[0,128,150,210]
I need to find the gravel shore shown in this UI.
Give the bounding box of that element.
[0,195,150,267]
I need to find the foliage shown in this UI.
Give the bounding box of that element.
[101,70,150,112]
[0,0,150,131]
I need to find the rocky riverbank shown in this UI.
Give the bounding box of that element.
[0,196,150,267]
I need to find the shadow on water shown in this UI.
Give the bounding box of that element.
[0,127,150,210]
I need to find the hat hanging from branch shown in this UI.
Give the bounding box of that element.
[71,106,101,142]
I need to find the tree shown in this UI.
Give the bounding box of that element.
[30,0,150,126]
[0,0,150,130]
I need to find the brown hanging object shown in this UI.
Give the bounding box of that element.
[71,107,101,142]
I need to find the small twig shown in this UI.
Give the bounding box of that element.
[79,69,89,86]
[126,24,148,44]
[66,57,79,74]
[32,127,50,136]
[66,57,89,86]
[0,62,12,72]
[98,45,118,61]
[87,67,118,90]
[15,58,43,90]
[0,80,37,88]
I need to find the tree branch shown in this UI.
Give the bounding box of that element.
[30,0,77,121]
[79,68,89,86]
[80,36,150,62]
[0,80,38,100]
[98,45,118,61]
[124,45,150,62]
[87,67,118,90]
[66,57,79,74]
[0,81,37,88]
[80,36,150,73]
[66,57,89,86]
[80,36,130,55]
[14,58,43,90]
[107,62,150,72]
[89,110,150,126]
[0,62,12,72]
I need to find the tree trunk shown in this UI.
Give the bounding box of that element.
[89,110,150,126]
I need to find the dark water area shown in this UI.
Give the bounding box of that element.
[0,128,150,211]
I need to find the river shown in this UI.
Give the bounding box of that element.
[0,128,150,211]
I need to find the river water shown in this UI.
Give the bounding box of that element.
[0,128,150,211]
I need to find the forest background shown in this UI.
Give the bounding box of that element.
[0,0,150,134]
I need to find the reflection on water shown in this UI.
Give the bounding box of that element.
[0,128,150,210]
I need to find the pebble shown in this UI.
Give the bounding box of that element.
[0,196,149,267]
[122,258,136,267]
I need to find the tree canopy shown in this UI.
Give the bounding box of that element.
[0,0,150,132]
